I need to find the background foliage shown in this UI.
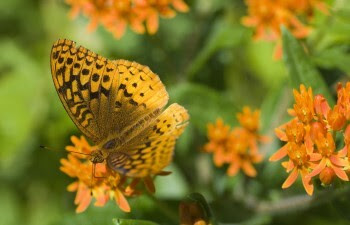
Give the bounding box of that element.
[1,0,350,224]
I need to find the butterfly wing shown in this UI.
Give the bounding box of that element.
[50,39,169,143]
[107,103,189,177]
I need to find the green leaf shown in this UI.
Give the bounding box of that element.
[281,27,334,105]
[260,80,292,133]
[169,83,239,133]
[112,218,159,225]
[312,45,350,74]
[154,164,189,199]
[186,20,246,80]
[0,39,46,177]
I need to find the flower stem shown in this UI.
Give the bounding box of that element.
[247,186,350,215]
[146,194,178,222]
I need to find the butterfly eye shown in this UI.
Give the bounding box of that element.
[103,140,116,149]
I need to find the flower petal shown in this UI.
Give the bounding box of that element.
[330,155,349,167]
[115,189,131,212]
[330,164,349,181]
[282,168,299,189]
[269,144,288,161]
[227,162,240,176]
[308,157,327,178]
[301,169,314,196]
[309,153,322,162]
[275,128,288,141]
[242,161,257,177]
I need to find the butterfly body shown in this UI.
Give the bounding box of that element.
[50,39,189,178]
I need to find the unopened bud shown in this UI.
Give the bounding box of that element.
[319,167,335,185]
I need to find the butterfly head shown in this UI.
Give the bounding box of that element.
[89,150,107,164]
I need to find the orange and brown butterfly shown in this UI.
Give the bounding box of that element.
[50,39,189,178]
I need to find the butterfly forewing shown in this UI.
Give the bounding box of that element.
[51,39,102,142]
[50,39,169,145]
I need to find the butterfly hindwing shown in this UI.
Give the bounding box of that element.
[107,103,189,177]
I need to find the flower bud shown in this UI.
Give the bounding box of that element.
[314,94,330,119]
[319,167,335,185]
[327,105,346,131]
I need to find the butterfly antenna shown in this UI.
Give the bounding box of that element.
[40,145,91,156]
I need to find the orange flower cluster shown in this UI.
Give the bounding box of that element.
[270,84,350,195]
[66,0,189,39]
[242,0,328,58]
[204,107,268,177]
[60,135,165,213]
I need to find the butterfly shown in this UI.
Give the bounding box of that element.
[50,39,189,178]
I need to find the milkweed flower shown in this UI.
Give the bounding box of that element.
[60,135,164,213]
[242,0,329,59]
[65,0,189,39]
[204,107,268,177]
[270,84,350,195]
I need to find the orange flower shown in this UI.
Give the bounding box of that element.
[204,107,267,177]
[337,82,350,120]
[270,119,314,195]
[293,84,315,124]
[242,0,311,40]
[203,118,231,167]
[327,105,346,131]
[226,128,264,177]
[65,0,189,39]
[242,0,328,59]
[271,83,350,195]
[308,132,349,181]
[237,106,260,132]
[60,135,161,213]
[314,94,330,119]
[281,143,314,195]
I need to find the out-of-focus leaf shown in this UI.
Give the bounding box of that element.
[281,27,334,104]
[333,2,350,22]
[0,40,46,177]
[154,164,189,199]
[112,218,159,225]
[186,21,246,80]
[0,187,20,225]
[245,41,287,88]
[260,80,291,133]
[312,45,350,74]
[169,83,239,133]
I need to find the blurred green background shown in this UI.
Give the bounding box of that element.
[1,0,350,224]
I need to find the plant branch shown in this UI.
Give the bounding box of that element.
[244,186,350,215]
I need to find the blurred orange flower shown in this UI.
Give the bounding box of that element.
[242,0,328,59]
[66,0,189,39]
[60,136,161,213]
[270,83,350,195]
[204,107,268,177]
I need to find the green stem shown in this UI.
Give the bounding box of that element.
[146,194,178,222]
[247,186,350,215]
